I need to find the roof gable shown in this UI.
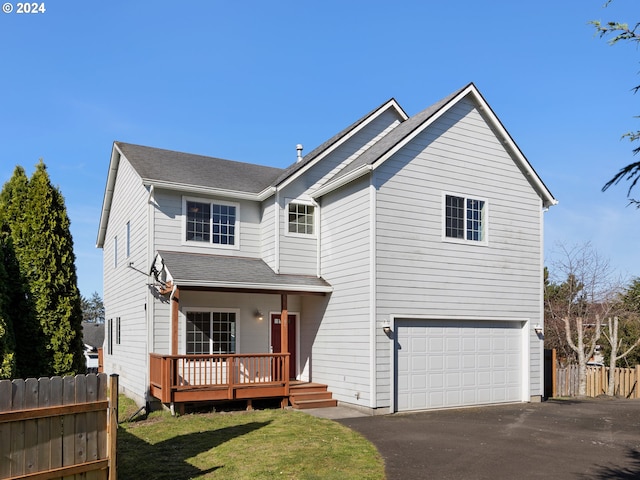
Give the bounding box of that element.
[273,98,408,189]
[312,83,557,208]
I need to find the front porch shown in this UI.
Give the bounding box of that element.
[149,353,336,409]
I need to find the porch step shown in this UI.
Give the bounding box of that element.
[289,382,337,410]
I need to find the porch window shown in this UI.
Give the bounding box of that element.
[186,311,236,354]
[185,198,238,247]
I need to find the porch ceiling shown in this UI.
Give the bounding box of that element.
[157,250,332,294]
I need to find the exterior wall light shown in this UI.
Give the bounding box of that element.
[255,310,264,321]
[382,321,391,334]
[534,324,543,335]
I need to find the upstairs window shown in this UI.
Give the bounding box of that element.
[444,194,486,243]
[185,199,238,247]
[287,201,315,236]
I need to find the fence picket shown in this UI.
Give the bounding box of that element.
[0,380,12,478]
[11,379,26,477]
[23,378,38,474]
[62,376,76,480]
[49,376,63,471]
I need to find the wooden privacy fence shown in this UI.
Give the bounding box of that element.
[554,364,640,398]
[0,373,118,480]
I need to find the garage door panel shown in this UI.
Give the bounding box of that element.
[396,319,523,411]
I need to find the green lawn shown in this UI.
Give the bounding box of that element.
[117,399,385,480]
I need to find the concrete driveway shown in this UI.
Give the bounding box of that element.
[337,398,640,480]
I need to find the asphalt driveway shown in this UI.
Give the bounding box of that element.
[337,398,640,480]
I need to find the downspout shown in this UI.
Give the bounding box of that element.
[169,282,178,417]
[274,189,280,273]
[369,173,377,409]
[310,198,321,277]
[146,184,155,406]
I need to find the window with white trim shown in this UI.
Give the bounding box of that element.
[184,198,238,247]
[287,201,315,236]
[444,194,486,242]
[186,311,237,354]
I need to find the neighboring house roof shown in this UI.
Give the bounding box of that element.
[157,250,332,293]
[81,321,105,348]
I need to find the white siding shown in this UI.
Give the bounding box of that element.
[314,177,372,406]
[101,156,150,406]
[153,189,263,258]
[374,97,544,406]
[279,108,402,275]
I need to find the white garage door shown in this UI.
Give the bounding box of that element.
[395,319,523,411]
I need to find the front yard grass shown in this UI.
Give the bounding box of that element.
[117,400,385,480]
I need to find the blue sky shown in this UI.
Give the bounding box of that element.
[1,0,639,296]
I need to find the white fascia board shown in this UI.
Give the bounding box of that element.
[174,280,333,293]
[278,100,407,191]
[141,179,276,201]
[470,87,558,209]
[96,145,122,248]
[311,164,373,199]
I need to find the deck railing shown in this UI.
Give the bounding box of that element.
[149,353,290,404]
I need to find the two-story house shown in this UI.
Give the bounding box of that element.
[96,83,556,413]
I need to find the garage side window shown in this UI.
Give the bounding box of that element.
[444,194,487,243]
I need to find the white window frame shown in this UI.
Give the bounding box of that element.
[183,308,240,355]
[442,191,488,245]
[284,198,317,239]
[182,196,240,250]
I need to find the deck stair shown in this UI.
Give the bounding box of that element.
[289,382,337,409]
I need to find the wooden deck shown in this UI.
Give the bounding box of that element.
[149,353,291,405]
[149,354,337,409]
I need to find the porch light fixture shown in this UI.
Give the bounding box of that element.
[534,324,543,335]
[255,310,264,321]
[382,320,391,334]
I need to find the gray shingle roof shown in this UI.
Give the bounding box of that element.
[158,250,332,292]
[116,142,284,194]
[81,321,105,348]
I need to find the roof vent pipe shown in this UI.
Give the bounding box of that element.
[296,144,303,163]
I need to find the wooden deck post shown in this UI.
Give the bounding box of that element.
[171,286,180,355]
[280,294,289,358]
[281,294,290,406]
[108,374,119,480]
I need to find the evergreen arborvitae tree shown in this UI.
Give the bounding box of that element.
[23,161,85,375]
[0,235,17,379]
[0,166,47,377]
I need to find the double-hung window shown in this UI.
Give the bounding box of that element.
[185,198,238,247]
[444,193,487,243]
[286,200,315,237]
[186,311,237,354]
